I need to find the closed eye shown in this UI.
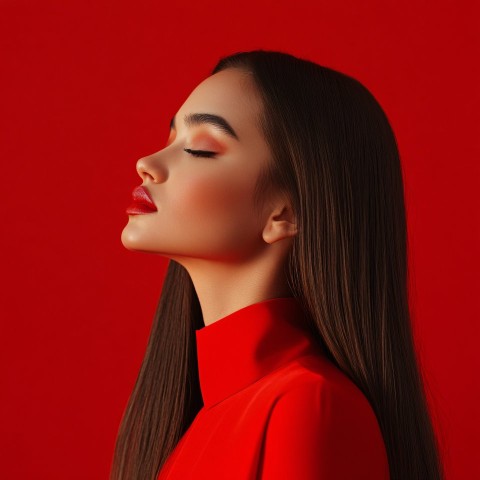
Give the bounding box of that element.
[184,148,216,158]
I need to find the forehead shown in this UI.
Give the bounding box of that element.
[176,68,263,139]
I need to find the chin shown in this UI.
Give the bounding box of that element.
[120,226,167,256]
[120,224,144,251]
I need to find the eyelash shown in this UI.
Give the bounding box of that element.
[184,148,216,158]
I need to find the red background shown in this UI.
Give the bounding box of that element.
[1,1,478,478]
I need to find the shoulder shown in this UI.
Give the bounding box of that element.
[269,355,382,438]
[268,350,376,415]
[259,353,390,479]
[281,353,380,421]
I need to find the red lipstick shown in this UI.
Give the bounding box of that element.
[126,186,158,215]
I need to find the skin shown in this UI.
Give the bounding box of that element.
[121,68,298,326]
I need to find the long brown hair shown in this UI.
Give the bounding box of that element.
[110,49,445,479]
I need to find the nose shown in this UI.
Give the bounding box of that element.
[136,153,167,184]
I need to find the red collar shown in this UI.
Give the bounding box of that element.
[195,296,321,409]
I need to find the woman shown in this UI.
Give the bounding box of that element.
[111,50,444,479]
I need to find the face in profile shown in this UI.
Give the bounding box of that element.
[121,68,278,266]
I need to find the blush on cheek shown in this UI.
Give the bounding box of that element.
[170,177,261,260]
[176,178,244,218]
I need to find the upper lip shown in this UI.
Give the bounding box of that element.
[131,185,157,210]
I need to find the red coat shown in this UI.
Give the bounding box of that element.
[158,297,390,479]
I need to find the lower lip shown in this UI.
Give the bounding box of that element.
[126,203,157,215]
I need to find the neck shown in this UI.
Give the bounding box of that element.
[169,248,293,326]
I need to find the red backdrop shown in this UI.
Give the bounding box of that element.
[1,1,478,478]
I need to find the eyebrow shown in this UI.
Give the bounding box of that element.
[170,113,240,141]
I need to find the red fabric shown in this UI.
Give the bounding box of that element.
[157,297,389,479]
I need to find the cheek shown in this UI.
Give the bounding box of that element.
[160,166,267,261]
[174,175,251,221]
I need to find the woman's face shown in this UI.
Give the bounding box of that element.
[121,68,275,264]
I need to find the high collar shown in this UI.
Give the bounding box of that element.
[195,296,320,409]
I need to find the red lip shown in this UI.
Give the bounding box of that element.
[126,186,157,215]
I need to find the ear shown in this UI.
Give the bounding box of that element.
[262,203,298,245]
